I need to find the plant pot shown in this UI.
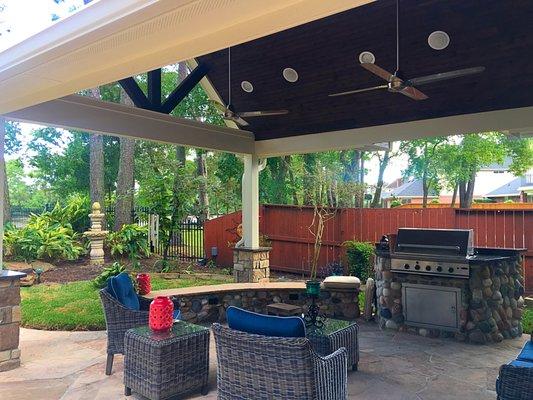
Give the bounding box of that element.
[149,296,174,332]
[306,280,321,297]
[137,273,151,295]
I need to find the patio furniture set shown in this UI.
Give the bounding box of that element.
[99,272,359,400]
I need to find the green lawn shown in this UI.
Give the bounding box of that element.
[524,307,533,333]
[20,275,231,331]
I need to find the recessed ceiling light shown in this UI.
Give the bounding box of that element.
[283,67,298,83]
[358,51,375,64]
[428,31,450,50]
[241,80,254,93]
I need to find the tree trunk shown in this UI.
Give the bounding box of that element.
[371,150,390,208]
[163,147,186,260]
[450,184,458,208]
[422,171,429,208]
[114,89,136,230]
[458,172,476,208]
[0,118,10,223]
[285,156,299,205]
[89,88,105,212]
[196,150,210,222]
[303,153,316,205]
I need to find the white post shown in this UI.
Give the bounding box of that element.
[241,153,260,248]
[0,117,5,270]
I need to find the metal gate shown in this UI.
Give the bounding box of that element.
[155,219,205,261]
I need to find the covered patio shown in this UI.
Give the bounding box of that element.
[1,0,532,399]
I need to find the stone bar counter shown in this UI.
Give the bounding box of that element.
[0,270,26,371]
[375,247,526,344]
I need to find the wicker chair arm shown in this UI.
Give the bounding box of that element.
[497,364,533,400]
[313,346,348,400]
[138,296,151,311]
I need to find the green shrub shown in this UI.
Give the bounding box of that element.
[390,199,402,208]
[37,194,91,233]
[430,199,440,204]
[343,240,374,282]
[3,215,85,263]
[106,224,150,267]
[92,262,126,289]
[504,199,515,204]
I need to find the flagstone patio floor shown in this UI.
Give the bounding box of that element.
[0,322,527,400]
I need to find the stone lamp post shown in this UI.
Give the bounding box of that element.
[84,202,108,266]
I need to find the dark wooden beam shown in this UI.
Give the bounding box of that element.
[147,69,162,108]
[161,64,209,114]
[118,77,152,110]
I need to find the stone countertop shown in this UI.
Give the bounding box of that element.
[143,281,308,299]
[0,270,27,281]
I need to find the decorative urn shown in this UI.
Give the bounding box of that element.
[149,296,174,332]
[306,280,321,297]
[137,273,151,295]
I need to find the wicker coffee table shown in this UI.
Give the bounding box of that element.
[124,321,210,399]
[306,318,359,371]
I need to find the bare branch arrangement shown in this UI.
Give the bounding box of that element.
[308,205,336,280]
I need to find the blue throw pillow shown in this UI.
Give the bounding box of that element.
[109,272,140,311]
[226,306,305,338]
[517,341,533,363]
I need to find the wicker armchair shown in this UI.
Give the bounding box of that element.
[496,363,533,400]
[99,288,149,375]
[212,323,348,400]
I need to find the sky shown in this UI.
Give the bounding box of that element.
[0,0,407,186]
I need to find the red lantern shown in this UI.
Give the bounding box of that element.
[137,273,151,295]
[149,296,174,332]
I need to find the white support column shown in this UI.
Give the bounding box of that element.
[0,117,4,270]
[241,154,260,248]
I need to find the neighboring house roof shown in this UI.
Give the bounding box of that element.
[486,176,533,197]
[481,158,512,172]
[382,179,439,199]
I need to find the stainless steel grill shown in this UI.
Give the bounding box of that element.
[390,228,474,279]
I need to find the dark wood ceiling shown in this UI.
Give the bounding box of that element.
[197,0,533,141]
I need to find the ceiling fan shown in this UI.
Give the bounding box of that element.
[211,48,288,126]
[329,0,485,100]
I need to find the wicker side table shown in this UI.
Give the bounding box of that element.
[124,322,210,399]
[306,319,359,371]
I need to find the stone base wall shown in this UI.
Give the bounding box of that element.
[375,251,525,344]
[168,287,360,324]
[0,272,24,372]
[233,247,271,283]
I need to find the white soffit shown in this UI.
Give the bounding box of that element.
[5,94,255,154]
[0,0,372,114]
[254,107,533,157]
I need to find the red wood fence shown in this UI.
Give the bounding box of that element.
[204,205,533,292]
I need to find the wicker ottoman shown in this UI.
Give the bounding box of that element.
[124,322,210,399]
[307,319,359,371]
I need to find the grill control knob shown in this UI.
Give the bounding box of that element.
[415,264,421,270]
[425,265,431,271]
[436,266,443,272]
[404,264,410,269]
[448,267,454,273]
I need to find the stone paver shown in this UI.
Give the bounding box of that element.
[0,323,526,400]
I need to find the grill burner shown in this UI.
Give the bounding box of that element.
[390,228,474,279]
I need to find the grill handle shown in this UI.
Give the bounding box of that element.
[397,244,461,252]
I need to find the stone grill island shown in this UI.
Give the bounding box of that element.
[375,229,525,344]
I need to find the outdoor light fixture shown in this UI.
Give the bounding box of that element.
[282,67,299,82]
[211,246,218,261]
[358,51,375,64]
[428,30,450,50]
[241,80,254,93]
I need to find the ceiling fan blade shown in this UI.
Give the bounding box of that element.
[239,110,289,117]
[409,66,486,86]
[399,85,428,100]
[361,63,394,82]
[224,115,249,126]
[329,85,388,97]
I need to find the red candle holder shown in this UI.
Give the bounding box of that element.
[137,273,151,295]
[149,296,174,332]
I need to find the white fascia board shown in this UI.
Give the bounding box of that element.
[4,95,254,154]
[0,0,372,114]
[255,106,533,157]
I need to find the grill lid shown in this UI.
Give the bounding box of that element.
[395,228,473,257]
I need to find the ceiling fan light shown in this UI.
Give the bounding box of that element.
[283,67,299,83]
[428,31,450,50]
[241,80,254,93]
[358,51,375,64]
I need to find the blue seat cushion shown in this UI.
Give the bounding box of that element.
[109,272,140,311]
[508,359,533,368]
[226,306,305,338]
[517,341,533,362]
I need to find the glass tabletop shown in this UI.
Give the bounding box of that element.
[130,321,209,341]
[306,318,356,337]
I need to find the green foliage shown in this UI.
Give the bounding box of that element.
[92,262,126,289]
[106,224,150,266]
[36,194,91,233]
[430,199,440,204]
[473,198,496,204]
[343,241,374,282]
[504,199,515,204]
[390,199,402,208]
